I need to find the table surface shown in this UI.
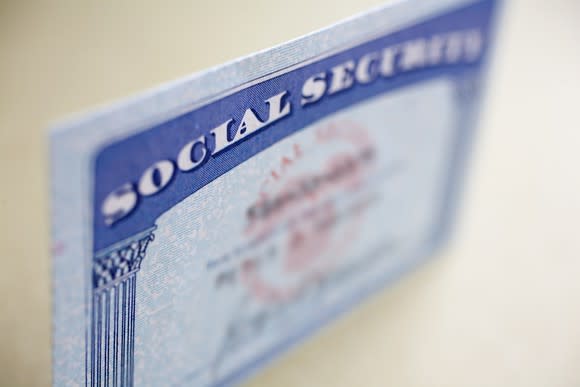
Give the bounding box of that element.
[1,1,579,386]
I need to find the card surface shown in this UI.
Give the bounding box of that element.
[50,1,499,385]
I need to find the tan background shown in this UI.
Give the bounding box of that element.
[1,0,579,386]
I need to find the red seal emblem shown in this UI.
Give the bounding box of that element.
[241,120,376,303]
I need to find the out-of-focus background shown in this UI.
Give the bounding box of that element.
[1,1,579,386]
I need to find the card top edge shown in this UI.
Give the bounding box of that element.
[48,0,479,141]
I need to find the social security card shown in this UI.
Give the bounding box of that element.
[50,0,499,385]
